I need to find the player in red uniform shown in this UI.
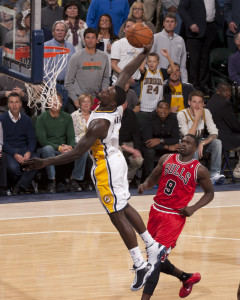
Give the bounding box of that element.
[138,134,214,299]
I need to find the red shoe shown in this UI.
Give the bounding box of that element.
[179,272,201,298]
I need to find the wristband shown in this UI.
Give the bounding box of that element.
[201,141,205,146]
[58,146,62,151]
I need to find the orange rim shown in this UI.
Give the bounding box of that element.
[2,46,70,60]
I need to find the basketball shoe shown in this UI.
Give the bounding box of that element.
[146,242,167,266]
[131,262,154,291]
[179,272,201,298]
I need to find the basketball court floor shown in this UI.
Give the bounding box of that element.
[0,185,239,300]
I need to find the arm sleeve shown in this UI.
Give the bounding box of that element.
[224,0,233,24]
[64,54,80,101]
[180,40,188,83]
[204,109,218,136]
[86,0,98,29]
[26,119,37,154]
[228,55,240,86]
[101,55,110,90]
[178,0,194,28]
[66,117,76,148]
[177,110,189,136]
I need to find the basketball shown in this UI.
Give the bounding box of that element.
[126,23,153,48]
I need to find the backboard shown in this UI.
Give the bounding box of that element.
[0,0,44,84]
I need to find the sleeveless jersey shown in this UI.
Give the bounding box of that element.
[170,83,185,111]
[154,154,200,211]
[140,68,164,112]
[86,106,130,213]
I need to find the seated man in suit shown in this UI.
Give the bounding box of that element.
[0,93,38,195]
[206,82,240,178]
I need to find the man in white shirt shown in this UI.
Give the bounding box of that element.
[151,12,188,83]
[177,90,226,184]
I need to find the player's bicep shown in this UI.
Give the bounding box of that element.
[197,165,214,193]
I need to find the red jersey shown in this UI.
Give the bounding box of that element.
[153,154,200,211]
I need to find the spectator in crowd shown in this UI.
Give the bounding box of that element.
[142,101,180,179]
[45,20,75,109]
[0,121,7,196]
[62,0,90,22]
[177,90,226,184]
[4,9,30,49]
[42,0,64,32]
[163,62,195,113]
[206,82,240,178]
[228,32,240,87]
[161,0,182,34]
[65,27,109,113]
[63,1,88,52]
[0,74,29,115]
[178,0,222,93]
[36,94,75,193]
[119,101,143,187]
[86,0,129,36]
[224,0,240,52]
[0,92,38,195]
[125,79,139,111]
[96,14,119,79]
[137,50,175,117]
[111,19,142,97]
[151,12,188,82]
[0,4,13,46]
[143,0,162,33]
[71,93,94,191]
[118,1,156,38]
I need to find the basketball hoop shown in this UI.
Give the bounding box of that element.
[22,46,70,110]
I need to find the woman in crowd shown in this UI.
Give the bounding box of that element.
[70,94,94,191]
[63,0,88,52]
[96,14,118,80]
[118,1,156,38]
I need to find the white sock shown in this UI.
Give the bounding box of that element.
[129,246,145,268]
[140,230,156,248]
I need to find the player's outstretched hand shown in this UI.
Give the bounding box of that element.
[138,183,145,194]
[23,158,46,171]
[179,206,195,217]
[143,39,154,54]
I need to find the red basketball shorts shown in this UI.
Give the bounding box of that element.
[147,204,186,249]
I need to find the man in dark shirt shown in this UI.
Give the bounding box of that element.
[119,101,143,186]
[206,82,240,178]
[142,100,180,179]
[41,0,64,32]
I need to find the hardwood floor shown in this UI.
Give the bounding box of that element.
[0,190,239,299]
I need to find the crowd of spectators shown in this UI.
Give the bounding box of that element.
[0,0,240,195]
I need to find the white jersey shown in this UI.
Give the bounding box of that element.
[140,68,164,112]
[86,106,130,213]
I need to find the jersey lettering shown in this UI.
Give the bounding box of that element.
[164,163,192,185]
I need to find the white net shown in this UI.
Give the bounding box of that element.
[25,46,70,110]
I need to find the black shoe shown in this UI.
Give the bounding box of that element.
[12,184,25,195]
[82,181,94,191]
[47,181,56,194]
[131,262,154,291]
[56,182,67,193]
[31,180,38,194]
[69,179,82,192]
[201,84,210,95]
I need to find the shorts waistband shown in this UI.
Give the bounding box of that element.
[153,202,180,215]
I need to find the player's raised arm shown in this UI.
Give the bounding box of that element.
[116,39,154,90]
[179,165,214,217]
[138,154,169,193]
[24,119,110,170]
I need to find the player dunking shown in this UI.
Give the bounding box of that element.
[24,40,167,291]
[138,134,214,299]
